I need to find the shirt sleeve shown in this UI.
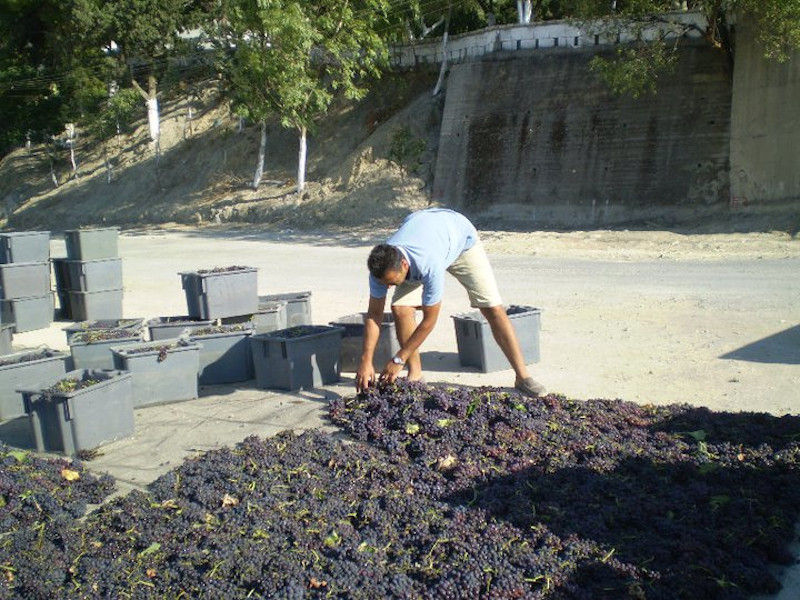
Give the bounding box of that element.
[368,273,388,299]
[421,266,444,306]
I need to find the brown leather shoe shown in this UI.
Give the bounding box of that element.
[514,376,546,398]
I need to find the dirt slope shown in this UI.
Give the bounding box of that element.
[0,71,440,231]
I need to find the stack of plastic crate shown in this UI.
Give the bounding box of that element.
[0,231,53,334]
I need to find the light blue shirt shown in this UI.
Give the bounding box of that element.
[369,208,478,306]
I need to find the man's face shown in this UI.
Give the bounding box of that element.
[379,260,409,286]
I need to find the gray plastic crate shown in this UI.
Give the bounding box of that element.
[260,292,312,327]
[112,340,200,408]
[0,231,50,264]
[0,262,51,300]
[147,316,215,341]
[181,267,258,320]
[0,349,68,420]
[331,312,400,372]
[66,289,123,321]
[221,300,287,334]
[64,228,119,260]
[64,318,144,344]
[452,305,541,373]
[0,323,12,355]
[189,324,254,385]
[19,368,133,455]
[1,294,53,332]
[69,331,144,370]
[64,258,122,291]
[250,325,343,391]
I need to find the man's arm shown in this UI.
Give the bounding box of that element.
[380,302,441,382]
[355,295,386,392]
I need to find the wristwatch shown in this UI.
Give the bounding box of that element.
[391,355,405,366]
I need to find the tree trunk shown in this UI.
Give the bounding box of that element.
[517,0,532,23]
[66,124,79,180]
[49,155,59,189]
[132,74,161,158]
[432,2,452,97]
[297,126,307,194]
[253,121,267,189]
[184,95,194,139]
[104,144,113,183]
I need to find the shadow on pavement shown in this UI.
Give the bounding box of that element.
[720,325,800,365]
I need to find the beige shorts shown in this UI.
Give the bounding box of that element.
[391,239,503,308]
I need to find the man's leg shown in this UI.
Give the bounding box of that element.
[480,306,546,396]
[391,304,423,380]
[480,306,528,379]
[448,241,546,397]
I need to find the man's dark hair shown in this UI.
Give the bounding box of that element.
[367,244,403,278]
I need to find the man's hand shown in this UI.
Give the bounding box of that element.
[379,359,404,383]
[355,360,376,393]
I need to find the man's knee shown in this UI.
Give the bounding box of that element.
[391,304,418,319]
[479,305,506,322]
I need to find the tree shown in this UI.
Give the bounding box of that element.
[102,0,207,156]
[0,0,112,157]
[217,0,393,193]
[561,1,800,97]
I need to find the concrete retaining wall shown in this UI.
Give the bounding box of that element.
[730,21,800,204]
[433,43,732,223]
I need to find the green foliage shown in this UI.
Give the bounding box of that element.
[388,125,426,177]
[88,87,143,140]
[739,0,800,62]
[589,41,677,98]
[219,0,392,132]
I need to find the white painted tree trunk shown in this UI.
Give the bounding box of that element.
[432,4,452,97]
[66,124,78,180]
[517,0,532,23]
[297,126,307,194]
[146,97,160,143]
[104,145,113,183]
[49,157,59,188]
[253,121,267,189]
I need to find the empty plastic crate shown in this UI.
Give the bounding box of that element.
[112,340,200,408]
[0,231,50,264]
[63,318,144,344]
[0,262,51,299]
[331,312,400,371]
[181,267,258,319]
[64,258,123,291]
[19,368,133,455]
[260,292,312,327]
[250,325,343,391]
[0,323,12,355]
[147,316,214,341]
[0,349,68,420]
[189,324,254,385]
[64,228,119,260]
[452,305,541,373]
[1,294,53,332]
[69,330,144,370]
[66,289,123,321]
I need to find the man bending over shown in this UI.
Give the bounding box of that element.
[356,207,546,398]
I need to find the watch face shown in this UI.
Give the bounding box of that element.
[392,356,403,365]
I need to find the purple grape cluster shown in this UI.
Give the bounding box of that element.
[0,444,115,534]
[0,381,797,599]
[330,381,800,599]
[0,431,644,599]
